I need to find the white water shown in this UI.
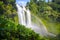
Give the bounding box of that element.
[16,4,56,37]
[26,9,32,27]
[17,5,24,25]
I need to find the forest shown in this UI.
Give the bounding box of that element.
[0,0,60,40]
[27,0,60,35]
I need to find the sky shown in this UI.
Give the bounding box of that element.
[16,0,30,6]
[16,0,51,6]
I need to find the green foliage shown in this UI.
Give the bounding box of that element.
[0,0,60,40]
[0,1,4,15]
[52,0,60,4]
[0,18,59,40]
[0,18,49,40]
[49,3,60,12]
[0,0,15,5]
[0,0,18,23]
[27,0,60,37]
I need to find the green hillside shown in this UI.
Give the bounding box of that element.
[0,0,18,24]
[27,0,60,36]
[0,0,60,40]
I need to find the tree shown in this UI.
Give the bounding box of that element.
[52,0,55,2]
[52,0,60,4]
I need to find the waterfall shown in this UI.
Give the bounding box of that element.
[16,4,32,27]
[16,4,24,25]
[26,9,31,27]
[16,4,56,37]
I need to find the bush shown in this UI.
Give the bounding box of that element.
[0,18,47,40]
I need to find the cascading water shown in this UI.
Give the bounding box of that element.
[17,4,24,25]
[22,6,26,26]
[26,9,32,27]
[16,4,32,27]
[16,4,56,37]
